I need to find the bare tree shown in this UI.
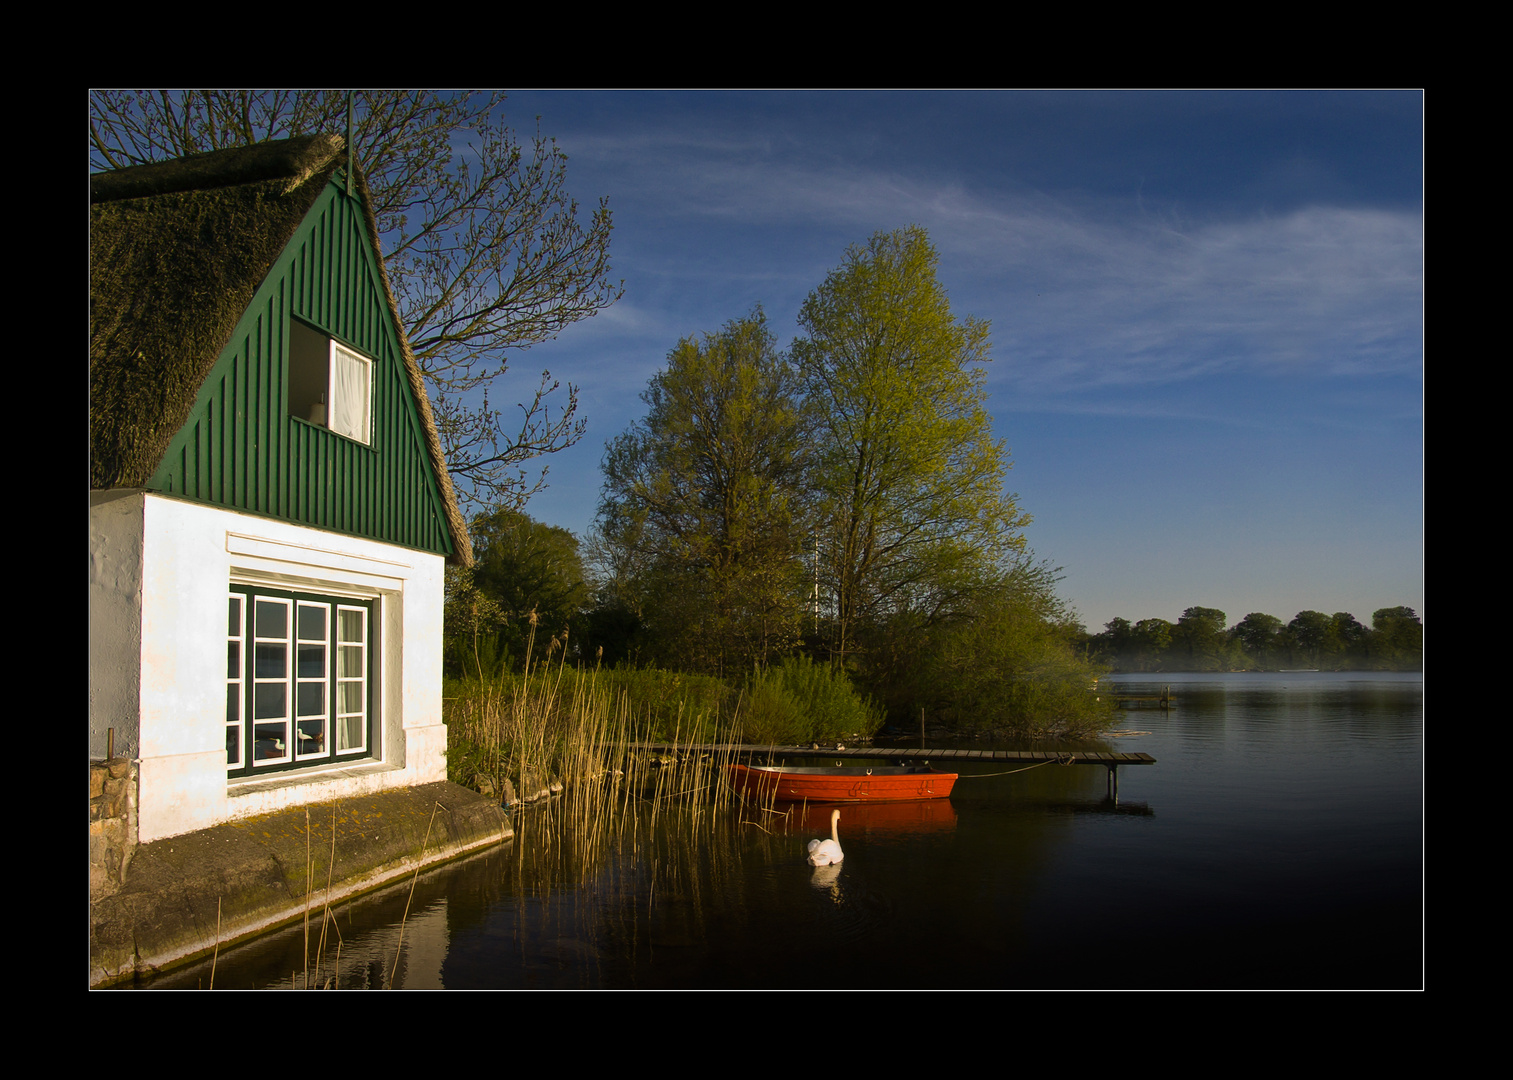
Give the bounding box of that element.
[90,90,622,512]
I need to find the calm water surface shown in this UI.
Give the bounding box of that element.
[157,671,1423,989]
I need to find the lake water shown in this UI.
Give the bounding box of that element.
[152,671,1423,989]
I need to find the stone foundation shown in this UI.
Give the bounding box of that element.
[89,757,138,901]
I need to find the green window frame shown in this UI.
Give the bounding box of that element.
[227,583,374,778]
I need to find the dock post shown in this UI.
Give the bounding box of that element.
[1106,763,1119,801]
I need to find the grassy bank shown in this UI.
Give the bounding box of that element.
[444,645,884,800]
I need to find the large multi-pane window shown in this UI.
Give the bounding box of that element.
[227,584,373,777]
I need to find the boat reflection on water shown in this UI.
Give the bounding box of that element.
[781,797,958,836]
[779,801,958,893]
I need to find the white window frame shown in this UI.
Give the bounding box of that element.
[227,582,375,778]
[226,593,246,769]
[288,318,374,446]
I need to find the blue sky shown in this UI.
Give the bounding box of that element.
[489,90,1423,633]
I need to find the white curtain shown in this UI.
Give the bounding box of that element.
[329,344,372,444]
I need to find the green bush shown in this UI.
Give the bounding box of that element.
[922,601,1113,738]
[739,655,882,744]
[592,666,732,742]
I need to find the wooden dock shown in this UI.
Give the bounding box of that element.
[1111,686,1175,709]
[635,743,1156,799]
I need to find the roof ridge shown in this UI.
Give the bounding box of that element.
[90,133,346,203]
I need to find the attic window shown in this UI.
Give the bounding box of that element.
[289,319,373,445]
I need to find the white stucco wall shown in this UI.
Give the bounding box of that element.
[90,491,147,760]
[89,492,448,842]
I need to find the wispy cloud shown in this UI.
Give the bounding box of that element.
[863,186,1423,394]
[561,121,1421,400]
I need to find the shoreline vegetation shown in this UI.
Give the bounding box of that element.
[444,226,1116,792]
[1082,606,1423,674]
[445,620,1114,806]
[443,624,873,805]
[442,229,1422,783]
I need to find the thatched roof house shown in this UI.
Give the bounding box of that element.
[90,135,470,842]
[91,133,471,563]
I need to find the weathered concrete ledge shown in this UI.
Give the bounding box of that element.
[89,781,511,988]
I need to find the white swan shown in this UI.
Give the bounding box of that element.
[806,809,844,866]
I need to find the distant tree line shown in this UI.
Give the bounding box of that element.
[1084,606,1423,672]
[444,227,1111,737]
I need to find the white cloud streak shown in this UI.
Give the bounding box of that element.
[565,125,1421,402]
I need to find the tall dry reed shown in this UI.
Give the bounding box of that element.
[446,621,747,842]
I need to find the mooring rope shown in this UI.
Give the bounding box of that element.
[954,756,1079,779]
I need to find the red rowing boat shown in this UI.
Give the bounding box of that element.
[725,762,957,803]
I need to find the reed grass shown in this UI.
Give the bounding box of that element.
[310,803,339,989]
[194,656,790,987]
[446,620,751,816]
[442,624,756,980]
[210,898,220,989]
[447,646,880,813]
[437,623,877,986]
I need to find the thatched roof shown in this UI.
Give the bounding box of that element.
[90,134,472,565]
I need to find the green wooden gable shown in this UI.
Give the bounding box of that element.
[90,136,469,564]
[149,176,453,557]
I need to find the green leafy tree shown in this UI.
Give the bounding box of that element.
[1330,612,1369,664]
[474,510,589,641]
[905,565,1111,736]
[1284,610,1333,666]
[1371,606,1423,668]
[1172,606,1230,670]
[598,311,811,674]
[740,655,883,744]
[1092,617,1136,667]
[445,509,588,675]
[444,566,509,679]
[1131,618,1175,670]
[793,226,1029,663]
[1103,617,1135,644]
[1232,612,1284,668]
[89,90,622,513]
